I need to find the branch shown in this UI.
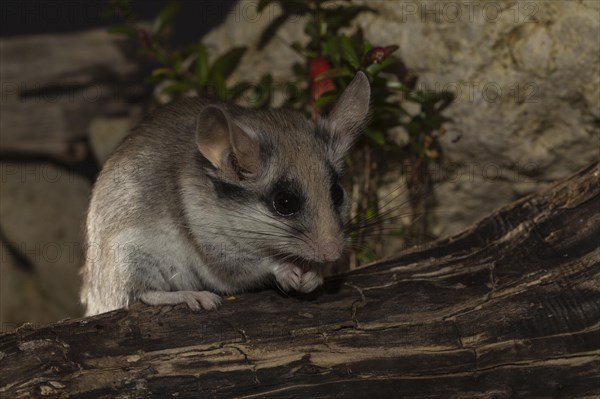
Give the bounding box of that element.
[1,163,599,398]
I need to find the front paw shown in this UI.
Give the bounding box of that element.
[299,269,323,293]
[140,290,222,311]
[273,263,323,294]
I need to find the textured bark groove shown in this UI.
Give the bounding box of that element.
[1,164,598,398]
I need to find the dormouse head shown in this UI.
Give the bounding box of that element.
[195,72,370,264]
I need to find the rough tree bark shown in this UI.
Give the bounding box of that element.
[1,163,599,398]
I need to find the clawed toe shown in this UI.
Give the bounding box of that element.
[274,263,323,294]
[192,291,222,311]
[299,271,324,293]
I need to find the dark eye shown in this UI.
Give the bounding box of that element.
[273,191,301,216]
[331,183,344,207]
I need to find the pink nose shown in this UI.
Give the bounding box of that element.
[318,240,343,262]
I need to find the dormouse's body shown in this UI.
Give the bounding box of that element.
[81,73,370,315]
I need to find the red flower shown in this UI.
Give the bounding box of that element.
[368,47,386,64]
[309,57,335,101]
[367,45,399,64]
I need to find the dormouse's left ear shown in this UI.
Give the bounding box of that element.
[326,71,371,161]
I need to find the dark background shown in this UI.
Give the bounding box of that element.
[0,0,236,43]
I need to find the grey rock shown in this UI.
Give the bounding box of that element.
[88,115,138,164]
[0,163,89,326]
[0,29,141,161]
[0,241,66,330]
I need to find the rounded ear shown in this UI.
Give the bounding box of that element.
[195,105,260,180]
[327,72,371,160]
[195,105,231,169]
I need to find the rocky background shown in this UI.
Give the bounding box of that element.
[1,29,145,329]
[1,0,599,329]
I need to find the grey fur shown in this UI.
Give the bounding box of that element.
[81,72,370,315]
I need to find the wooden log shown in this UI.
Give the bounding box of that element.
[1,163,598,398]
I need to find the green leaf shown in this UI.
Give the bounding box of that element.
[385,80,409,91]
[351,28,364,47]
[250,74,273,108]
[424,114,444,130]
[322,36,341,65]
[258,13,290,49]
[365,57,395,75]
[162,81,194,94]
[314,67,352,81]
[313,93,337,108]
[210,47,246,82]
[405,119,423,136]
[366,129,387,146]
[319,19,327,36]
[371,100,408,115]
[340,36,360,69]
[151,67,172,79]
[195,44,209,86]
[356,250,374,265]
[361,39,372,60]
[257,0,277,11]
[152,2,180,36]
[107,25,136,36]
[365,206,378,220]
[290,41,304,54]
[258,0,312,48]
[154,49,170,64]
[173,54,184,74]
[304,15,318,38]
[211,72,227,100]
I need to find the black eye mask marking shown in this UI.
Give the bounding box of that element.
[194,153,252,201]
[331,183,344,208]
[207,175,254,201]
[326,162,345,208]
